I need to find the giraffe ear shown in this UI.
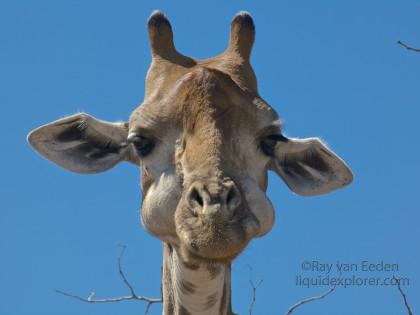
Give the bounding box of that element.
[271,137,353,196]
[27,113,139,174]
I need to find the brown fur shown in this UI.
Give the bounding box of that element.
[130,11,277,315]
[27,10,352,315]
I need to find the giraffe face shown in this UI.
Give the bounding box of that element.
[27,11,353,265]
[131,67,279,263]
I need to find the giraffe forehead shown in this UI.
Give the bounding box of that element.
[129,67,279,137]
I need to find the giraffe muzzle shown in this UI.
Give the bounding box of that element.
[186,179,241,220]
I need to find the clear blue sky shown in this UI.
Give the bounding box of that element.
[1,1,419,314]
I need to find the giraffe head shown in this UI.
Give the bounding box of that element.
[27,11,352,265]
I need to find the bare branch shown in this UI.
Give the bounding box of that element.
[117,244,137,297]
[393,276,413,315]
[55,290,160,304]
[248,265,263,315]
[284,284,337,315]
[397,40,420,53]
[55,245,162,315]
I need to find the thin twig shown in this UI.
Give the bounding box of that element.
[393,276,413,315]
[284,284,337,315]
[248,265,263,315]
[55,290,160,304]
[55,245,162,315]
[117,244,137,297]
[397,40,420,53]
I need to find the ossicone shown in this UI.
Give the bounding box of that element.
[227,11,255,61]
[147,10,176,57]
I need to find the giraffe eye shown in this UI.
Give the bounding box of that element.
[260,134,288,156]
[130,136,155,157]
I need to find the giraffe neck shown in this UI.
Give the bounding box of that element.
[162,243,233,315]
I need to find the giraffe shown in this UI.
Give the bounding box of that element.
[27,11,353,315]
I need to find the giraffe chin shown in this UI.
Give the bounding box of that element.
[178,242,246,265]
[174,206,260,264]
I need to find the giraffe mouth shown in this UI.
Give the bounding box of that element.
[181,244,242,264]
[175,208,260,263]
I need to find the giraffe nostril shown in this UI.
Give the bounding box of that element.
[224,183,241,214]
[187,186,204,216]
[226,187,235,206]
[190,187,203,207]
